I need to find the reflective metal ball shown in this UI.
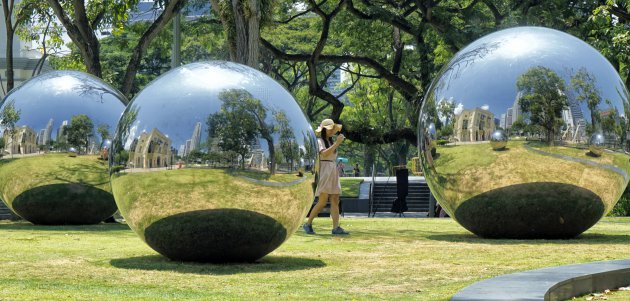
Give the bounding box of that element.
[490,130,508,150]
[418,27,630,238]
[0,71,126,224]
[110,61,317,262]
[588,133,605,157]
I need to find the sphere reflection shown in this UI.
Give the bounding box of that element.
[110,61,317,262]
[418,27,630,238]
[0,71,126,225]
[490,130,508,150]
[588,133,605,157]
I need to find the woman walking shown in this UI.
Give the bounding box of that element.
[303,119,349,235]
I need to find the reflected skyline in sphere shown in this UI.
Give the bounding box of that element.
[490,130,508,150]
[109,61,317,262]
[0,71,126,225]
[418,27,630,238]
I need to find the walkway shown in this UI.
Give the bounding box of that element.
[451,258,630,301]
[523,144,628,181]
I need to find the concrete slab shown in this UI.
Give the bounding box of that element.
[451,259,630,301]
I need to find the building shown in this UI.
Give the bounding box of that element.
[500,113,506,129]
[57,120,69,143]
[454,108,496,142]
[189,122,202,153]
[506,107,513,128]
[128,128,172,169]
[42,118,53,145]
[3,125,37,155]
[511,91,523,123]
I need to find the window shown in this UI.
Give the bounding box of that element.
[462,120,468,130]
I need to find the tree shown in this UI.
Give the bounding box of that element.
[0,99,21,156]
[571,68,603,130]
[510,115,527,136]
[517,66,568,145]
[97,123,110,147]
[275,110,298,171]
[207,105,257,169]
[1,0,35,91]
[217,89,278,173]
[210,0,272,67]
[66,114,94,154]
[44,0,186,97]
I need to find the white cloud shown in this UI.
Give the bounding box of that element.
[481,104,490,111]
[454,103,464,115]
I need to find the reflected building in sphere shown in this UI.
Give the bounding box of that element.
[454,108,495,142]
[128,128,172,169]
[110,61,317,262]
[0,71,126,225]
[418,27,630,239]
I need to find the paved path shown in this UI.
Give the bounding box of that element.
[523,145,628,181]
[451,259,630,301]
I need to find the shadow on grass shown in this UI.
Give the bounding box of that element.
[110,254,326,275]
[0,221,130,232]
[426,232,630,245]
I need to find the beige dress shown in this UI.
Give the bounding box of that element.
[315,137,341,195]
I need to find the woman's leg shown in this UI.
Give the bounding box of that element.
[330,194,340,228]
[307,193,329,225]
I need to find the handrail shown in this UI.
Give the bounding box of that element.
[368,162,375,217]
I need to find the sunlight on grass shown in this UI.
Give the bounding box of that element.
[0,218,628,300]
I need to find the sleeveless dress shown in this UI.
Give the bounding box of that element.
[315,137,341,195]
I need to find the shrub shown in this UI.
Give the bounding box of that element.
[610,186,630,216]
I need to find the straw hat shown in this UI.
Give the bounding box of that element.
[315,118,342,135]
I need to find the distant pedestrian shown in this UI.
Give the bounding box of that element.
[353,163,360,177]
[337,159,345,177]
[303,119,349,235]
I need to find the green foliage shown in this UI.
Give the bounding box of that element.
[610,186,630,217]
[517,66,568,144]
[66,114,95,153]
[0,100,21,135]
[571,68,603,129]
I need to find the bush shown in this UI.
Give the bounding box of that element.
[609,186,630,216]
[437,139,449,145]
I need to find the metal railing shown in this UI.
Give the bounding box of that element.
[368,162,375,217]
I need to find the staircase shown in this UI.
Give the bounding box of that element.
[0,201,18,220]
[370,180,431,215]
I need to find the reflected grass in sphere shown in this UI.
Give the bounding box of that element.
[0,71,126,225]
[110,61,317,262]
[418,27,630,238]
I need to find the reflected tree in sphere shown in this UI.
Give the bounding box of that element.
[418,27,630,238]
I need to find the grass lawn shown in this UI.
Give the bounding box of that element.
[1,217,629,300]
[340,178,363,198]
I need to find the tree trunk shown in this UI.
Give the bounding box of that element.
[2,0,14,92]
[120,0,185,98]
[267,138,275,175]
[246,0,260,67]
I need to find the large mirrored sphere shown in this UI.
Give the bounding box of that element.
[110,61,317,262]
[588,133,606,157]
[418,27,630,238]
[0,71,126,225]
[490,130,508,150]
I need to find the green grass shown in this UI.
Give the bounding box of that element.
[340,178,363,198]
[0,218,629,300]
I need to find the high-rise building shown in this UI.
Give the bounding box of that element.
[506,108,513,128]
[512,92,523,123]
[189,122,202,153]
[178,144,186,157]
[500,113,506,129]
[184,139,192,156]
[37,129,46,145]
[57,120,69,142]
[42,118,53,145]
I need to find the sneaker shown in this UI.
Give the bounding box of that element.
[331,226,349,235]
[303,223,315,234]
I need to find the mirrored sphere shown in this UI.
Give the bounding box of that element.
[418,27,630,238]
[110,61,317,262]
[588,133,606,157]
[490,130,508,150]
[0,71,126,224]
